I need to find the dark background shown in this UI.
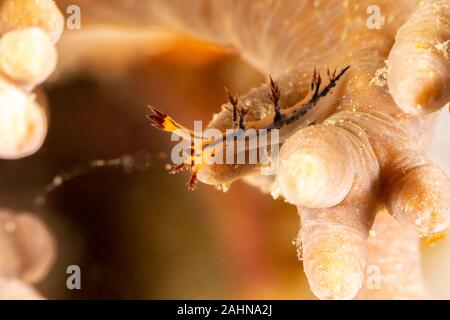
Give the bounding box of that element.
[0,38,311,299]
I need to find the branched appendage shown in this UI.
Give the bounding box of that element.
[243,66,350,130]
[269,75,281,123]
[225,88,249,130]
[148,102,211,191]
[317,66,350,99]
[311,67,322,96]
[225,88,240,128]
[280,65,350,127]
[238,106,249,130]
[188,171,198,191]
[147,105,194,137]
[147,106,167,130]
[147,105,200,190]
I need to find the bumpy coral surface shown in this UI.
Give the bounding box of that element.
[146,0,450,299]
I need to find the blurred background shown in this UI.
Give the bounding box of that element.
[0,29,313,299]
[0,23,448,299]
